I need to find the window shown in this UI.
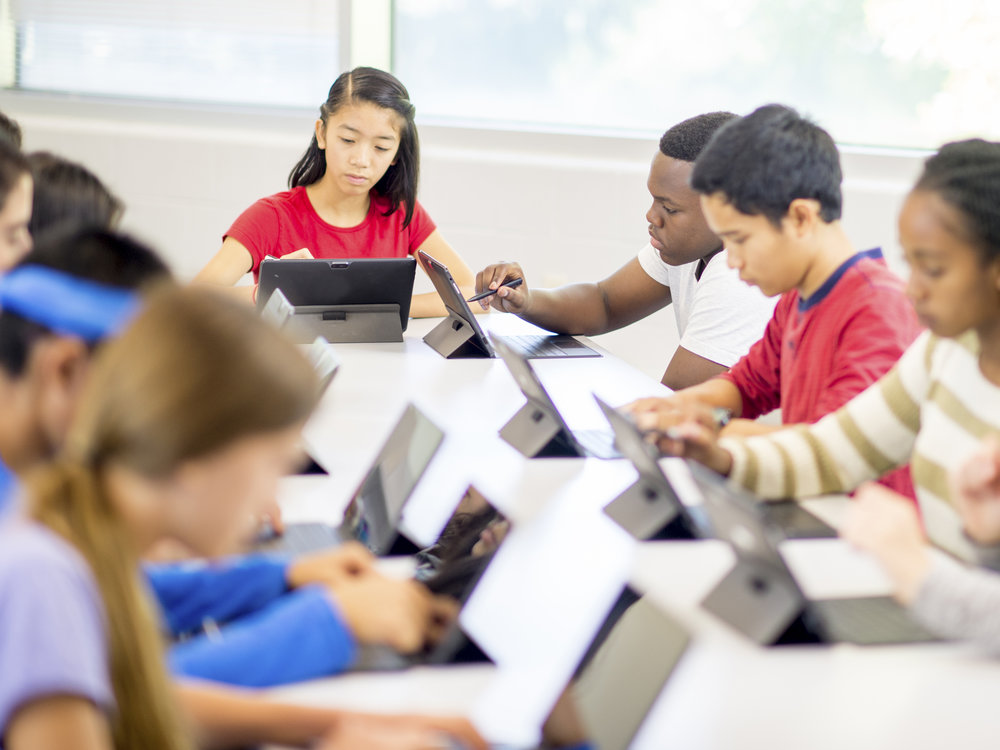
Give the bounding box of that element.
[7,1,342,107]
[394,0,1000,150]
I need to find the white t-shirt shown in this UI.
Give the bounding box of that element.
[637,243,775,368]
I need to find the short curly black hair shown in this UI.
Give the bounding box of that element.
[690,104,842,227]
[914,139,1000,263]
[659,112,738,162]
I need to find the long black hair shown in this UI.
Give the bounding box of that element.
[288,67,420,228]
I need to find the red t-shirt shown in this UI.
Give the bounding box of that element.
[224,187,437,280]
[721,249,921,498]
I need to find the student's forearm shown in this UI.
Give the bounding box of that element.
[720,419,783,437]
[177,682,345,748]
[674,378,745,418]
[519,284,614,335]
[410,288,481,318]
[191,281,256,305]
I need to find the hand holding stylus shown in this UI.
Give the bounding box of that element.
[466,277,523,302]
[472,262,529,312]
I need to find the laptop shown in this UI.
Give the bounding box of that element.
[256,257,416,343]
[353,488,511,671]
[492,334,619,459]
[595,395,702,539]
[571,596,691,750]
[688,460,942,646]
[595,395,835,540]
[356,484,638,748]
[417,250,600,359]
[261,289,342,393]
[260,403,444,557]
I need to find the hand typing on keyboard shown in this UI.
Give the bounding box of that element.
[285,541,376,589]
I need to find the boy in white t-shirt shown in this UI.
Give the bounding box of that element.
[473,112,775,390]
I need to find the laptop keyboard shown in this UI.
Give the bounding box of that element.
[574,428,622,459]
[811,596,941,645]
[498,334,601,359]
[258,522,344,556]
[761,501,837,539]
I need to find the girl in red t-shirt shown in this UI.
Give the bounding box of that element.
[196,67,475,318]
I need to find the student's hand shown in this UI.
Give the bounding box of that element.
[474,262,528,313]
[951,436,1000,546]
[625,397,733,474]
[319,714,487,750]
[540,687,588,748]
[286,541,375,589]
[258,498,285,537]
[841,482,931,605]
[331,573,459,653]
[626,394,722,438]
[283,247,315,260]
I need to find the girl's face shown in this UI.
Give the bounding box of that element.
[165,423,305,557]
[899,189,1000,338]
[0,173,33,271]
[315,102,402,197]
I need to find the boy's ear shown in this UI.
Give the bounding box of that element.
[314,119,327,149]
[783,198,822,238]
[31,337,92,449]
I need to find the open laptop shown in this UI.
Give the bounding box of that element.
[688,460,941,646]
[571,596,691,750]
[418,250,600,359]
[354,488,510,671]
[595,395,702,539]
[595,395,835,540]
[260,403,444,557]
[493,334,619,459]
[256,257,416,343]
[360,485,639,748]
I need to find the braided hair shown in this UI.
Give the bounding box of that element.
[915,139,1000,262]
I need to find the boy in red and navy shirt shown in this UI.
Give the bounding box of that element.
[630,104,919,498]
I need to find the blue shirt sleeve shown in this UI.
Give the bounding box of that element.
[168,586,357,687]
[0,460,15,517]
[145,554,291,635]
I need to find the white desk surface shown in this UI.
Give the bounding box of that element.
[271,314,1000,750]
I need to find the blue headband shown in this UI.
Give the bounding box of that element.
[0,265,139,342]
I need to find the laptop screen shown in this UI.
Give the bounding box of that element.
[462,490,636,746]
[417,251,494,355]
[340,404,445,555]
[490,332,569,423]
[573,597,690,750]
[686,461,792,573]
[596,397,678,491]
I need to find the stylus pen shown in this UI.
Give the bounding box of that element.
[467,277,523,302]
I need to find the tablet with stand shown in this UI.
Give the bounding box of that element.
[418,251,495,358]
[689,460,940,646]
[418,250,601,360]
[494,334,619,459]
[594,395,702,540]
[256,257,415,343]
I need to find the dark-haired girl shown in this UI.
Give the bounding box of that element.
[196,67,475,317]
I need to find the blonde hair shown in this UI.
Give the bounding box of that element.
[27,286,320,750]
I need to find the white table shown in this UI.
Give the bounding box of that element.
[269,314,1000,749]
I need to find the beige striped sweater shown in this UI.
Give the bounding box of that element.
[720,330,1000,559]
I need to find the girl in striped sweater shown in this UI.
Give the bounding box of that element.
[636,139,1000,650]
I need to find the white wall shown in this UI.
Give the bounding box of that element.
[0,93,926,381]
